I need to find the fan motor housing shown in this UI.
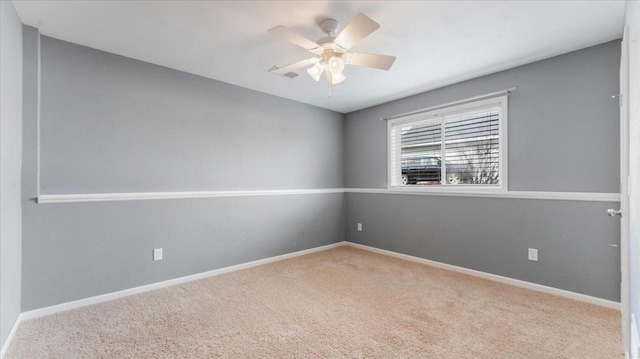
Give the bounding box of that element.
[319,18,340,37]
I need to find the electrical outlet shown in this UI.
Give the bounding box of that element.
[357,223,363,232]
[528,248,538,262]
[153,248,163,261]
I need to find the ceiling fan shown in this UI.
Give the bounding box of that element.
[268,13,396,86]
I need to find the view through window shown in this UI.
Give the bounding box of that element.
[388,96,507,190]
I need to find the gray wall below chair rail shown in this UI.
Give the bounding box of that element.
[22,194,345,311]
[346,193,621,301]
[344,41,622,301]
[22,27,346,311]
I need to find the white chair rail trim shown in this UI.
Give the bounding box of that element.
[347,188,620,202]
[36,188,347,203]
[36,188,620,204]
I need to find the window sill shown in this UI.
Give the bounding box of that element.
[387,184,507,194]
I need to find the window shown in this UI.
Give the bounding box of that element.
[388,96,507,191]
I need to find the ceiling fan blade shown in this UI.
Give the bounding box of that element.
[345,52,396,70]
[333,13,380,50]
[268,26,321,52]
[269,57,319,75]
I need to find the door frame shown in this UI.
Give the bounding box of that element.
[620,24,631,356]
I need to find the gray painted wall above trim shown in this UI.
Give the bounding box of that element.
[345,40,621,193]
[38,35,345,194]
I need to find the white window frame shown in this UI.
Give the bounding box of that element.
[387,96,508,193]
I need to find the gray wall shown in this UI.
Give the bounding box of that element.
[345,41,621,301]
[347,194,620,300]
[346,41,620,193]
[22,29,346,310]
[39,36,343,193]
[0,0,23,347]
[626,0,640,350]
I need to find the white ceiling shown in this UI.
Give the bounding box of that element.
[13,1,625,114]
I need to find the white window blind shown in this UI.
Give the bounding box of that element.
[388,96,507,190]
[388,125,400,186]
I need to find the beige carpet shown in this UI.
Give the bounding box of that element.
[6,246,621,358]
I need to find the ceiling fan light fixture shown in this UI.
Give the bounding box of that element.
[307,62,324,81]
[332,72,346,85]
[327,70,345,86]
[328,56,345,74]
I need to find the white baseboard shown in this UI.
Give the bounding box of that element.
[1,313,24,359]
[345,242,621,310]
[4,242,346,357]
[20,241,346,321]
[5,240,620,358]
[17,240,621,320]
